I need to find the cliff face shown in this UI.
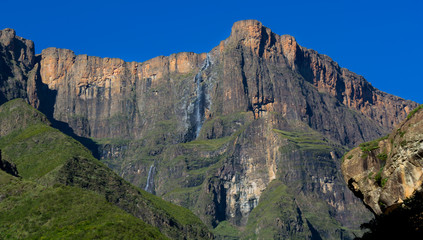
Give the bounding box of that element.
[32,20,415,146]
[342,106,423,215]
[215,20,413,135]
[38,47,206,139]
[0,28,39,106]
[0,21,418,239]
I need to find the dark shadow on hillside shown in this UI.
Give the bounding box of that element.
[34,58,100,159]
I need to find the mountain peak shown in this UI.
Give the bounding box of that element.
[225,19,299,63]
[227,19,276,58]
[230,19,267,41]
[231,19,263,33]
[0,28,16,46]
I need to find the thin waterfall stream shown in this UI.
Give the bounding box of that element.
[194,54,211,138]
[144,163,155,193]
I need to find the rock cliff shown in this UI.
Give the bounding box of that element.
[0,20,418,239]
[342,105,423,215]
[0,28,39,106]
[38,47,206,139]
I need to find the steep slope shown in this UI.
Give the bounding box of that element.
[0,170,167,240]
[32,21,415,146]
[0,28,38,106]
[341,105,423,238]
[0,20,418,239]
[0,99,211,239]
[342,105,423,215]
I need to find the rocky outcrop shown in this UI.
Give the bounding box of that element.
[342,106,423,215]
[0,28,39,107]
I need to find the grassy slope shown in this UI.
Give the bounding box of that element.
[0,99,211,239]
[0,171,167,240]
[242,180,309,240]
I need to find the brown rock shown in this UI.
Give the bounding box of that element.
[0,28,36,105]
[342,106,423,215]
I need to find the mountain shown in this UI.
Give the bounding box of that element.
[0,168,168,239]
[341,105,423,238]
[0,20,418,239]
[0,99,211,239]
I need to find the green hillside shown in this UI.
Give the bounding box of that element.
[0,170,167,239]
[0,99,211,239]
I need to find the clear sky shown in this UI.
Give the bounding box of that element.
[1,0,422,103]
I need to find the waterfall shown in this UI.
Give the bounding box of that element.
[194,54,211,138]
[144,163,155,193]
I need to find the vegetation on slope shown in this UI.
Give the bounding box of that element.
[0,171,167,240]
[0,99,212,239]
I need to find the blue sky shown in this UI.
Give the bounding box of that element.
[1,0,422,103]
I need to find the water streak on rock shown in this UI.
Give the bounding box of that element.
[145,163,155,193]
[194,54,211,138]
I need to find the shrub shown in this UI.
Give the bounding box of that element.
[377,153,388,161]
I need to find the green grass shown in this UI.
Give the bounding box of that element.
[359,141,380,152]
[407,104,423,119]
[381,178,388,188]
[272,129,333,152]
[181,112,247,146]
[0,123,94,180]
[242,180,319,240]
[93,137,132,146]
[359,135,389,154]
[0,175,167,240]
[139,189,205,226]
[200,112,248,133]
[0,99,47,127]
[374,167,384,187]
[0,99,212,239]
[377,153,388,161]
[400,140,407,147]
[361,152,369,160]
[212,221,240,240]
[182,136,233,151]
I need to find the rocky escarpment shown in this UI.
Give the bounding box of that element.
[9,20,413,147]
[0,28,39,106]
[342,105,423,215]
[0,21,418,239]
[217,20,416,135]
[212,20,417,147]
[38,47,206,139]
